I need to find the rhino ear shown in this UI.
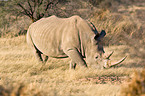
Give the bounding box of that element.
[100,30,106,37]
[94,30,106,40]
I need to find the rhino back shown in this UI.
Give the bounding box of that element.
[28,15,85,57]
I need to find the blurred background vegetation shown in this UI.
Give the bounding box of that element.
[0,1,145,95]
[0,0,145,49]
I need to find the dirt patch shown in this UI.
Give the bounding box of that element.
[79,76,127,84]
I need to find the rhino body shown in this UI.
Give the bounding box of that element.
[27,15,123,69]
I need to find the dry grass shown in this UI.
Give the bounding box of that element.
[90,9,143,45]
[0,1,144,96]
[0,83,42,96]
[120,67,145,96]
[0,36,144,96]
[0,5,144,95]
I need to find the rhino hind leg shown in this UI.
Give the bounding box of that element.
[65,48,87,68]
[41,54,48,63]
[33,45,48,63]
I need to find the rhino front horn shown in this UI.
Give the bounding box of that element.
[109,56,127,67]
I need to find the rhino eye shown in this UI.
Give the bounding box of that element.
[95,42,98,45]
[95,56,98,59]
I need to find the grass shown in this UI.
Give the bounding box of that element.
[120,67,145,96]
[0,36,144,96]
[0,1,144,96]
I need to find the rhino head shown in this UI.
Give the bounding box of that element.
[85,28,126,69]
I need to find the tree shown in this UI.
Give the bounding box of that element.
[15,0,66,22]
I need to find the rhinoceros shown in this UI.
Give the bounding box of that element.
[27,15,126,69]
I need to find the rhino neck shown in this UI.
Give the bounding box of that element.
[79,30,96,60]
[76,17,97,61]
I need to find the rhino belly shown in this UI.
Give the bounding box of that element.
[33,35,66,57]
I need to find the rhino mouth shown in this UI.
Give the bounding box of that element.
[103,51,127,69]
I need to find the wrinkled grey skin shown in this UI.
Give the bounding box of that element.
[27,15,106,69]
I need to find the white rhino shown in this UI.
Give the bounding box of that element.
[27,15,126,69]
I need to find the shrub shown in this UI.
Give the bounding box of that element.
[120,67,145,96]
[0,83,43,96]
[90,9,143,45]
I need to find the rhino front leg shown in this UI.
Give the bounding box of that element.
[65,48,87,68]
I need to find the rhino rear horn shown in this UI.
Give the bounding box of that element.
[106,51,114,59]
[109,56,127,67]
